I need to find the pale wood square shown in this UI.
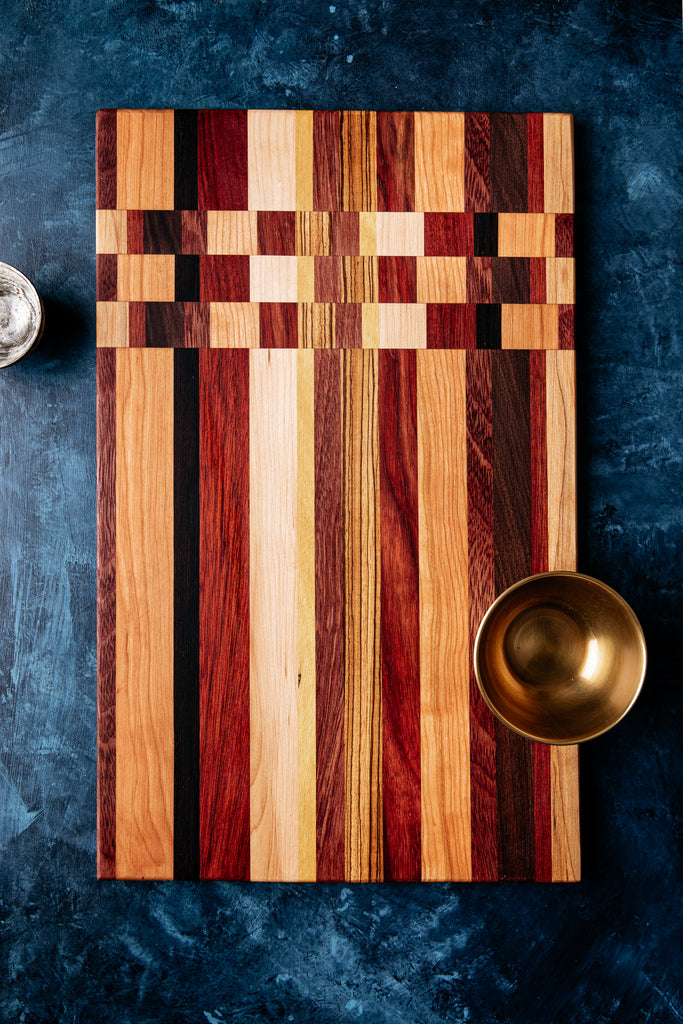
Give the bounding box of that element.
[250,256,298,303]
[545,258,575,304]
[96,301,129,347]
[117,255,175,302]
[207,211,259,254]
[209,302,260,348]
[376,213,424,256]
[497,214,555,257]
[96,210,128,254]
[501,304,559,349]
[379,303,427,349]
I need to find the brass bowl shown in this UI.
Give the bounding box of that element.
[474,572,647,744]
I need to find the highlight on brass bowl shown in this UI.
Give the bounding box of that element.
[0,262,44,368]
[474,572,647,744]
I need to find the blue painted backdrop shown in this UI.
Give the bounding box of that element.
[1,2,681,1021]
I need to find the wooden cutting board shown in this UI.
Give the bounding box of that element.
[96,110,580,881]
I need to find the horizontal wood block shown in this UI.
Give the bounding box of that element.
[424,213,473,257]
[501,304,559,349]
[250,255,298,303]
[117,255,175,302]
[97,209,127,254]
[258,211,296,256]
[379,303,426,349]
[207,211,258,255]
[117,110,174,211]
[376,212,424,256]
[417,257,467,303]
[209,302,259,348]
[497,214,555,257]
[200,255,250,302]
[97,301,128,347]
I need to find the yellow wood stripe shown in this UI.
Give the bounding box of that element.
[342,349,382,882]
[296,109,314,211]
[543,114,574,214]
[249,349,299,881]
[297,350,317,881]
[417,349,471,881]
[116,110,174,211]
[115,348,174,879]
[546,349,581,881]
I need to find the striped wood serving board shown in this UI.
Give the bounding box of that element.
[96,110,580,881]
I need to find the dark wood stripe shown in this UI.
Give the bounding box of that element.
[492,257,530,304]
[340,110,376,212]
[476,303,501,349]
[145,302,184,348]
[426,304,476,349]
[379,350,420,880]
[466,349,497,881]
[559,304,575,350]
[529,349,552,881]
[199,348,250,879]
[313,110,340,212]
[198,110,248,211]
[199,255,250,302]
[96,254,117,302]
[144,211,182,254]
[529,257,547,304]
[96,347,116,878]
[175,109,198,211]
[473,213,498,257]
[96,109,117,210]
[184,302,209,349]
[492,350,535,880]
[175,255,201,303]
[332,212,360,256]
[127,211,144,255]
[335,303,362,348]
[424,213,473,256]
[527,113,544,213]
[259,302,298,348]
[377,111,415,212]
[315,350,345,880]
[467,257,492,304]
[314,256,342,303]
[490,113,528,213]
[555,214,574,257]
[378,256,417,303]
[464,113,490,212]
[182,211,207,254]
[257,211,296,255]
[173,348,200,879]
[128,302,145,348]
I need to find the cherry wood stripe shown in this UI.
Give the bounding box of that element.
[199,348,250,879]
[97,254,117,302]
[379,350,420,881]
[173,349,200,879]
[250,350,299,881]
[313,111,340,212]
[464,113,490,213]
[492,350,535,880]
[97,348,116,878]
[115,349,174,879]
[465,349,497,881]
[418,350,471,881]
[527,113,544,213]
[315,350,345,880]
[96,109,117,210]
[198,110,248,211]
[377,112,415,212]
[342,349,383,882]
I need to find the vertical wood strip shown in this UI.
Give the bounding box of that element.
[377,111,415,212]
[340,110,377,212]
[418,350,471,881]
[379,350,420,881]
[248,110,297,211]
[96,109,117,210]
[198,110,248,211]
[298,350,317,881]
[465,349,497,881]
[313,111,340,212]
[250,350,299,881]
[199,348,250,880]
[342,349,382,882]
[492,350,535,880]
[174,109,199,211]
[464,113,490,213]
[527,113,544,213]
[415,113,464,212]
[97,348,116,878]
[115,348,174,879]
[546,349,580,881]
[296,109,314,211]
[315,350,345,880]
[543,114,574,214]
[173,349,200,879]
[490,113,528,213]
[117,110,174,210]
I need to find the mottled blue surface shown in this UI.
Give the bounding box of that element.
[0,2,681,1021]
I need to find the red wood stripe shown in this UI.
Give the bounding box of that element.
[492,350,535,880]
[315,349,345,880]
[199,348,250,879]
[198,110,248,211]
[96,254,117,302]
[128,302,145,348]
[259,302,298,348]
[426,304,476,349]
[555,214,574,257]
[127,211,144,255]
[527,113,544,213]
[258,211,296,255]
[559,304,575,349]
[199,256,250,302]
[335,303,362,349]
[466,349,498,880]
[96,347,116,878]
[96,109,117,210]
[313,110,340,212]
[424,213,473,256]
[529,257,547,304]
[464,113,490,213]
[377,111,415,212]
[379,349,420,881]
[529,348,552,881]
[466,257,492,304]
[378,256,417,303]
[332,212,360,256]
[182,211,207,255]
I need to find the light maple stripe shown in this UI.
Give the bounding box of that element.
[546,349,581,881]
[417,349,471,881]
[115,348,174,879]
[249,349,299,881]
[248,110,297,211]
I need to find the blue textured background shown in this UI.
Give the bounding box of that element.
[1,2,681,1021]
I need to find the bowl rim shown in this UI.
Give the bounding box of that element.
[0,261,44,368]
[473,570,648,745]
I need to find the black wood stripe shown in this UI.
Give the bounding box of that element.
[476,304,501,349]
[174,347,200,879]
[175,109,199,211]
[175,255,201,303]
[492,350,535,880]
[473,213,498,256]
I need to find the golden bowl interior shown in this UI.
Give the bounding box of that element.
[474,572,646,744]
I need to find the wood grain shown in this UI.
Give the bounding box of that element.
[417,257,467,304]
[490,113,527,213]
[174,109,198,211]
[527,112,544,213]
[296,109,314,211]
[115,348,174,879]
[117,255,175,303]
[415,113,464,212]
[97,210,127,254]
[497,214,554,257]
[248,110,296,211]
[378,256,417,303]
[340,110,377,212]
[426,304,475,350]
[379,303,426,349]
[543,114,574,214]
[117,110,174,210]
[315,350,345,880]
[376,212,423,256]
[342,349,382,882]
[501,304,558,350]
[207,211,259,255]
[313,110,340,212]
[297,350,317,882]
[199,348,250,880]
[424,213,472,257]
[209,302,259,348]
[249,350,299,881]
[464,113,490,213]
[379,350,420,881]
[377,111,415,212]
[198,110,248,211]
[96,302,128,349]
[97,348,116,878]
[418,350,471,881]
[96,109,117,210]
